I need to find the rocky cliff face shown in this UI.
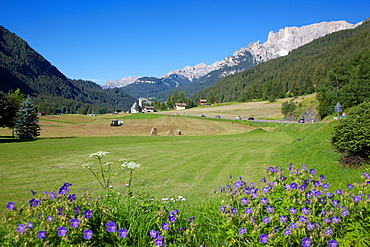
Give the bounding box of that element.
[101,20,362,89]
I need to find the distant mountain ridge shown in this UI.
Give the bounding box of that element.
[102,20,362,99]
[0,26,136,114]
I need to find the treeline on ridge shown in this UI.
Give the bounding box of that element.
[191,19,370,118]
[0,26,136,114]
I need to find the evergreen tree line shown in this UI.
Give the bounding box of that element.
[190,19,370,118]
[150,90,196,110]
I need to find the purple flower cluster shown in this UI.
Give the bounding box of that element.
[218,164,370,245]
[8,183,130,243]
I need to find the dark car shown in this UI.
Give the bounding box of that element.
[215,115,221,118]
[248,117,255,121]
[298,118,305,123]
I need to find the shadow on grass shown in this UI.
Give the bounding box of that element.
[0,136,36,143]
[0,136,76,143]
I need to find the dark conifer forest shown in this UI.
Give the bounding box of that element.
[0,26,136,114]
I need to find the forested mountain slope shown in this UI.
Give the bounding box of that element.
[0,26,136,114]
[191,19,370,118]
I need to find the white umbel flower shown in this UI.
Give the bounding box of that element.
[89,151,110,159]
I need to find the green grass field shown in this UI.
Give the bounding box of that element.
[0,98,366,207]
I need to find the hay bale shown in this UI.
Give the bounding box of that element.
[175,130,182,135]
[150,127,158,136]
[167,130,174,136]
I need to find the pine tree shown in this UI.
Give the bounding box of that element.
[14,96,41,139]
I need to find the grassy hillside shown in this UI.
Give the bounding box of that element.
[0,26,136,113]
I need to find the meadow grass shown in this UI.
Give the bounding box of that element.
[0,116,366,209]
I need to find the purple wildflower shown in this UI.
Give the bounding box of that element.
[262,187,269,193]
[57,226,68,237]
[239,228,246,234]
[290,222,297,229]
[283,229,291,236]
[168,215,176,223]
[290,183,298,189]
[16,224,25,234]
[325,228,332,235]
[328,239,338,247]
[266,205,274,213]
[322,183,330,189]
[38,231,46,240]
[118,228,128,238]
[29,198,40,207]
[336,189,342,195]
[313,181,320,187]
[262,217,270,224]
[347,184,353,189]
[261,177,266,183]
[149,230,158,238]
[188,216,195,222]
[84,209,93,219]
[241,198,249,205]
[332,216,340,224]
[70,218,79,228]
[301,207,310,214]
[83,229,93,240]
[106,221,117,232]
[259,234,269,244]
[307,222,314,230]
[289,207,297,215]
[6,202,14,210]
[309,169,316,175]
[341,209,348,217]
[162,223,169,231]
[245,207,253,214]
[302,237,311,247]
[154,236,164,246]
[27,222,33,228]
[220,206,226,213]
[47,216,53,221]
[320,175,325,181]
[299,216,307,223]
[280,215,287,223]
[299,184,307,191]
[260,197,268,205]
[67,194,76,202]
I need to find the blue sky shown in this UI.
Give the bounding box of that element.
[1,0,369,84]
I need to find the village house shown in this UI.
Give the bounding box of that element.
[199,99,207,106]
[175,103,186,110]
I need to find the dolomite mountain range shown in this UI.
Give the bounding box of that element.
[101,20,362,91]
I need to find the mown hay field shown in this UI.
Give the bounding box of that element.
[0,94,361,207]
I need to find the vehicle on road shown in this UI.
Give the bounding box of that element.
[235,116,242,120]
[215,115,221,118]
[298,118,305,123]
[199,114,206,117]
[248,117,255,121]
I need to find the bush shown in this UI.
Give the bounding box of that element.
[331,102,370,165]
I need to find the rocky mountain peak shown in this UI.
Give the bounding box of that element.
[102,20,362,89]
